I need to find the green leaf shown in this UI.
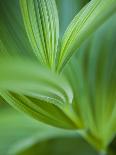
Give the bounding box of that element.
[0,57,80,129]
[0,0,33,57]
[0,107,47,155]
[63,14,116,150]
[16,133,98,155]
[0,0,115,152]
[0,107,70,155]
[57,0,116,72]
[20,0,59,68]
[0,107,99,155]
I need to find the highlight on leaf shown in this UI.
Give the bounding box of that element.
[0,58,80,129]
[0,0,116,153]
[19,0,116,72]
[20,0,59,68]
[57,0,116,72]
[63,14,116,150]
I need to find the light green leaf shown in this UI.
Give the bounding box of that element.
[57,0,116,72]
[0,107,70,155]
[20,0,59,68]
[0,107,49,155]
[0,0,116,152]
[0,107,98,155]
[64,14,116,150]
[0,58,80,129]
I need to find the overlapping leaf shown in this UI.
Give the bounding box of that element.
[0,107,98,155]
[0,58,80,129]
[64,14,116,150]
[0,0,116,153]
[0,107,68,155]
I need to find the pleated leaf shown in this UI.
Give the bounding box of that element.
[20,0,59,68]
[57,0,116,72]
[64,15,116,150]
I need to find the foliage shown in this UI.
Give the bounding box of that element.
[0,0,116,154]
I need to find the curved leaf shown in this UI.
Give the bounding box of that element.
[0,107,98,155]
[0,107,75,155]
[64,15,116,149]
[0,58,80,129]
[57,0,116,72]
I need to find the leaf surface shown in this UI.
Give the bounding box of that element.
[20,0,59,68]
[57,0,116,72]
[0,58,80,129]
